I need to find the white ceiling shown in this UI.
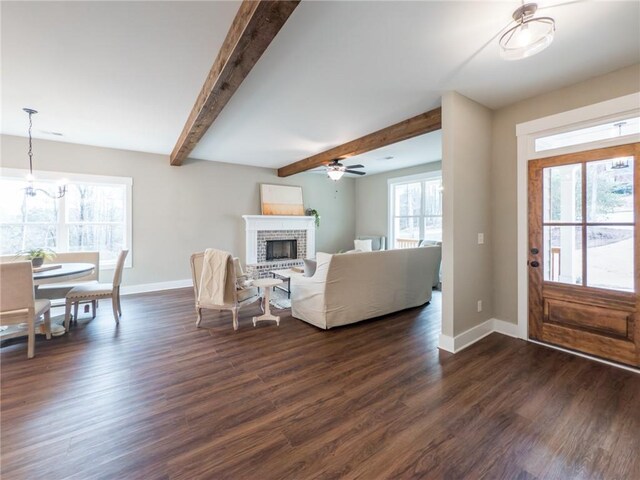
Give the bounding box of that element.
[2,1,639,172]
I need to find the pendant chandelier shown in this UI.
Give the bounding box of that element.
[22,108,66,198]
[499,3,555,61]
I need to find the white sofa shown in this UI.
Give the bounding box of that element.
[291,247,441,329]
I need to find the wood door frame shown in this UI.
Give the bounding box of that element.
[515,92,640,370]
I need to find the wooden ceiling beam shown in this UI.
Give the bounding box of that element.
[277,107,442,177]
[170,0,300,166]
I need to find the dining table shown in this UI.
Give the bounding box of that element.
[33,262,96,286]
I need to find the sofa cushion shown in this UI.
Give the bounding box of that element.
[357,235,386,251]
[354,239,373,252]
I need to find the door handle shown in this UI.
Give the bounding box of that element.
[530,260,540,268]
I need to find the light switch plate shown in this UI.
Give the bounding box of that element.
[478,233,484,244]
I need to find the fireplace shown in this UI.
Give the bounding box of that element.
[266,239,297,261]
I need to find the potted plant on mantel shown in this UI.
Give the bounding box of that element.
[306,208,320,228]
[14,248,56,268]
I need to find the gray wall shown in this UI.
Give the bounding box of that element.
[0,135,356,286]
[354,162,442,240]
[491,63,640,324]
[442,92,494,337]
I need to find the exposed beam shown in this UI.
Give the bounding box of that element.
[277,107,442,177]
[170,0,301,166]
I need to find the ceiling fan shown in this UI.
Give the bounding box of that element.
[326,158,366,181]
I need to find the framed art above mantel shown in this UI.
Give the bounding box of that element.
[260,184,304,216]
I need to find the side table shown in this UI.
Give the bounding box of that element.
[251,278,283,326]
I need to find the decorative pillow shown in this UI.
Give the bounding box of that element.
[353,239,373,252]
[303,259,317,277]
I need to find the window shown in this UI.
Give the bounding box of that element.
[0,169,132,268]
[388,172,442,249]
[534,116,640,152]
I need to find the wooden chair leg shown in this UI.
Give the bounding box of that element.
[27,318,35,359]
[92,300,97,319]
[195,308,202,327]
[232,307,239,331]
[117,290,122,317]
[64,300,73,332]
[44,309,51,340]
[111,295,119,324]
[73,302,79,323]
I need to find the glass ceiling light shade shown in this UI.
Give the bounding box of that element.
[327,165,345,181]
[499,3,555,61]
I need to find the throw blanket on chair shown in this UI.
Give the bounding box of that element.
[199,249,235,306]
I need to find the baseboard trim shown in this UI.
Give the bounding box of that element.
[120,279,192,296]
[438,318,521,353]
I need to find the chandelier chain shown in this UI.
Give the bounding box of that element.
[27,111,34,175]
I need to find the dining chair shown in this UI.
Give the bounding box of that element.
[0,261,52,358]
[36,251,100,316]
[190,252,260,330]
[63,250,128,331]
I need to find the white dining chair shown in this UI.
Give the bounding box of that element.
[0,261,52,358]
[64,250,128,331]
[36,251,100,316]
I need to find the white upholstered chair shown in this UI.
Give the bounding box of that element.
[64,250,128,331]
[0,261,51,358]
[190,252,260,330]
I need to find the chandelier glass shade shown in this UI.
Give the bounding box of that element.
[499,3,555,61]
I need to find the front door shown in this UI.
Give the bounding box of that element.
[528,143,639,367]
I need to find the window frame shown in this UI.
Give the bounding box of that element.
[0,168,133,269]
[388,171,442,249]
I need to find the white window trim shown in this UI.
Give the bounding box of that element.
[0,168,133,269]
[515,91,640,341]
[388,171,442,249]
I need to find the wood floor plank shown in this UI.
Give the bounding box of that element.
[2,288,638,479]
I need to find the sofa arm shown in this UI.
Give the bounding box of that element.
[290,275,327,328]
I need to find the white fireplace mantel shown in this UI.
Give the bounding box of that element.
[243,215,316,265]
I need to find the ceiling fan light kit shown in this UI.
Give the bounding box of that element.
[499,3,555,61]
[326,159,366,181]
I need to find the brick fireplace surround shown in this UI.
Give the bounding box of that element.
[242,215,316,278]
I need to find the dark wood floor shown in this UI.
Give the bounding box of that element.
[1,289,639,479]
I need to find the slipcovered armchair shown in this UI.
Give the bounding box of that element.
[190,253,261,330]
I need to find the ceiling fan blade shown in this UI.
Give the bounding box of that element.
[346,164,364,169]
[345,170,366,175]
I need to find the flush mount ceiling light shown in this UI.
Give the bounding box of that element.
[499,2,555,61]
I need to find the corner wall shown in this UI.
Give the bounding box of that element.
[441,92,493,338]
[0,135,356,286]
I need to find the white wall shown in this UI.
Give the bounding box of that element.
[354,161,442,239]
[442,92,493,338]
[0,135,356,286]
